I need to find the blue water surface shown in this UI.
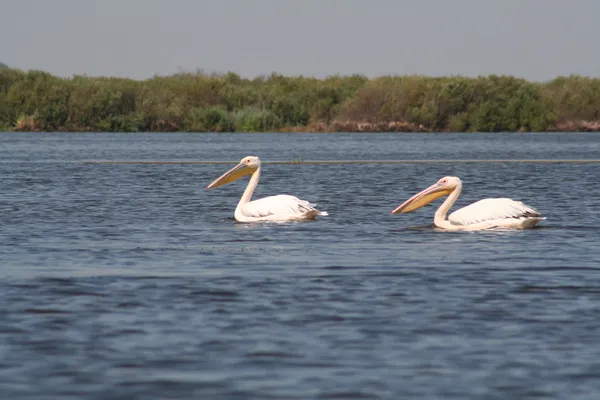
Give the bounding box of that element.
[1,132,599,399]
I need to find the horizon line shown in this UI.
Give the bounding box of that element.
[2,65,599,83]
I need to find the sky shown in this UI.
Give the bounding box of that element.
[1,0,599,81]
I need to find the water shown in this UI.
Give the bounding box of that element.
[1,132,600,399]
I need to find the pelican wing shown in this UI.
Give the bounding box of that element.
[240,194,321,218]
[448,198,542,226]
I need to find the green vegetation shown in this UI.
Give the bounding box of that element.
[0,62,7,69]
[0,68,599,132]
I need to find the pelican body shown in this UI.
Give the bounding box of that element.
[206,156,327,222]
[392,176,545,231]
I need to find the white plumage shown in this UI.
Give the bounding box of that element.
[392,176,545,231]
[237,194,327,222]
[448,198,542,226]
[206,156,327,223]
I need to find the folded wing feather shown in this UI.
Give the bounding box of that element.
[448,198,542,226]
[240,195,317,218]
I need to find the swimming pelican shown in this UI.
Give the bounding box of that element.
[206,156,328,222]
[392,176,545,231]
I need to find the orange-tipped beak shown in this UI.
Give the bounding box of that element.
[392,183,453,214]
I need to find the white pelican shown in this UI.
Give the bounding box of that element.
[392,176,545,231]
[206,156,328,222]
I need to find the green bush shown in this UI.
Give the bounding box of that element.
[0,67,598,132]
[234,108,282,132]
[184,106,234,132]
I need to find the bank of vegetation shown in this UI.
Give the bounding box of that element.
[0,67,599,132]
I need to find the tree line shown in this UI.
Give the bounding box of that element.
[0,67,599,132]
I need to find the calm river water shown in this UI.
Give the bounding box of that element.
[1,132,600,399]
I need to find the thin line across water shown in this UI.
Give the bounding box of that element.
[82,159,600,165]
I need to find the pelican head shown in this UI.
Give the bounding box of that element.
[392,176,460,214]
[206,156,261,189]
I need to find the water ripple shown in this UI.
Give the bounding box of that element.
[1,132,600,399]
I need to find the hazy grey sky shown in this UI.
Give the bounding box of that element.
[1,0,598,81]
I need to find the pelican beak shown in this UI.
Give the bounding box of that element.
[206,162,255,189]
[392,183,453,214]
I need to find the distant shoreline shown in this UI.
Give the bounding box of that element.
[6,120,600,133]
[1,68,599,133]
